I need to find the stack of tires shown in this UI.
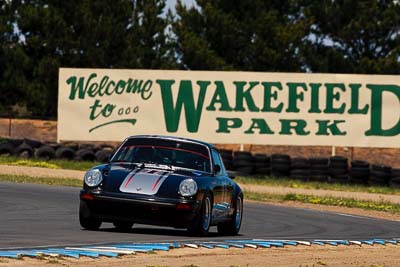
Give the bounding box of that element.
[252,154,271,176]
[390,168,400,188]
[370,164,392,186]
[0,138,114,163]
[329,156,349,183]
[233,151,254,175]
[290,157,310,181]
[349,160,370,184]
[271,154,290,177]
[219,149,233,171]
[309,157,329,182]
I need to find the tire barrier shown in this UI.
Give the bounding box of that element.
[0,137,398,188]
[14,143,34,158]
[0,142,14,156]
[349,160,370,185]
[370,164,392,186]
[233,151,254,175]
[290,157,310,181]
[329,156,348,184]
[34,145,56,160]
[271,154,291,177]
[309,157,329,182]
[391,168,400,188]
[253,154,271,175]
[0,238,398,259]
[75,148,96,161]
[55,146,76,160]
[220,149,233,171]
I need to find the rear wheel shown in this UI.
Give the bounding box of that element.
[79,202,102,230]
[217,194,243,236]
[113,221,134,231]
[188,193,213,236]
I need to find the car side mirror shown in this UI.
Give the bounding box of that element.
[227,170,236,180]
[214,164,221,175]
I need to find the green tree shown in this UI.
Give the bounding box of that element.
[173,0,311,71]
[3,0,173,117]
[123,0,178,69]
[301,0,400,74]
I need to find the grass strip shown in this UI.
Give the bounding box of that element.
[0,156,99,171]
[0,174,82,187]
[245,191,400,213]
[237,176,400,196]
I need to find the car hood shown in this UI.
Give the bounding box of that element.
[102,163,204,196]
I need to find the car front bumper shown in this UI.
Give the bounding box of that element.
[80,190,201,228]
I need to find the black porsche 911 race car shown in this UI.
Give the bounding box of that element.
[79,135,243,236]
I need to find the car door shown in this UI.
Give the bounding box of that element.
[211,149,230,218]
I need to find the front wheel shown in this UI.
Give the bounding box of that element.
[188,193,213,236]
[79,202,102,230]
[217,194,243,236]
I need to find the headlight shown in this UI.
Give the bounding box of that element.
[179,179,198,196]
[84,169,103,187]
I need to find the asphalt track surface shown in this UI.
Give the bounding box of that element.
[1,182,400,249]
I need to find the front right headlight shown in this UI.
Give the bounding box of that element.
[179,179,198,196]
[84,169,103,187]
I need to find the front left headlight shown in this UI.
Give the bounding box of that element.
[84,169,103,187]
[179,179,198,196]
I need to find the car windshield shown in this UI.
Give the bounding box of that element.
[111,138,211,173]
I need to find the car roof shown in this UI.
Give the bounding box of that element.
[126,135,216,150]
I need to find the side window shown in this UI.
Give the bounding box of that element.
[211,149,226,176]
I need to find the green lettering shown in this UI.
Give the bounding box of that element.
[216,118,242,133]
[279,119,310,135]
[156,79,209,133]
[206,81,233,111]
[67,73,97,100]
[308,83,322,113]
[316,120,347,135]
[348,84,369,114]
[261,82,283,112]
[365,84,400,136]
[286,82,308,113]
[234,81,260,112]
[244,119,274,134]
[324,83,346,114]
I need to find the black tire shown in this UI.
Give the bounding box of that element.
[113,221,134,232]
[55,146,76,160]
[63,142,79,151]
[188,193,213,236]
[79,202,102,230]
[236,166,254,175]
[35,145,56,160]
[23,138,43,149]
[8,138,24,147]
[271,154,290,161]
[14,143,34,158]
[291,157,310,169]
[0,143,14,156]
[351,160,370,168]
[234,151,253,161]
[233,159,253,168]
[329,168,348,176]
[217,194,243,236]
[95,149,111,163]
[220,150,233,161]
[310,157,329,166]
[254,167,271,175]
[76,149,96,161]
